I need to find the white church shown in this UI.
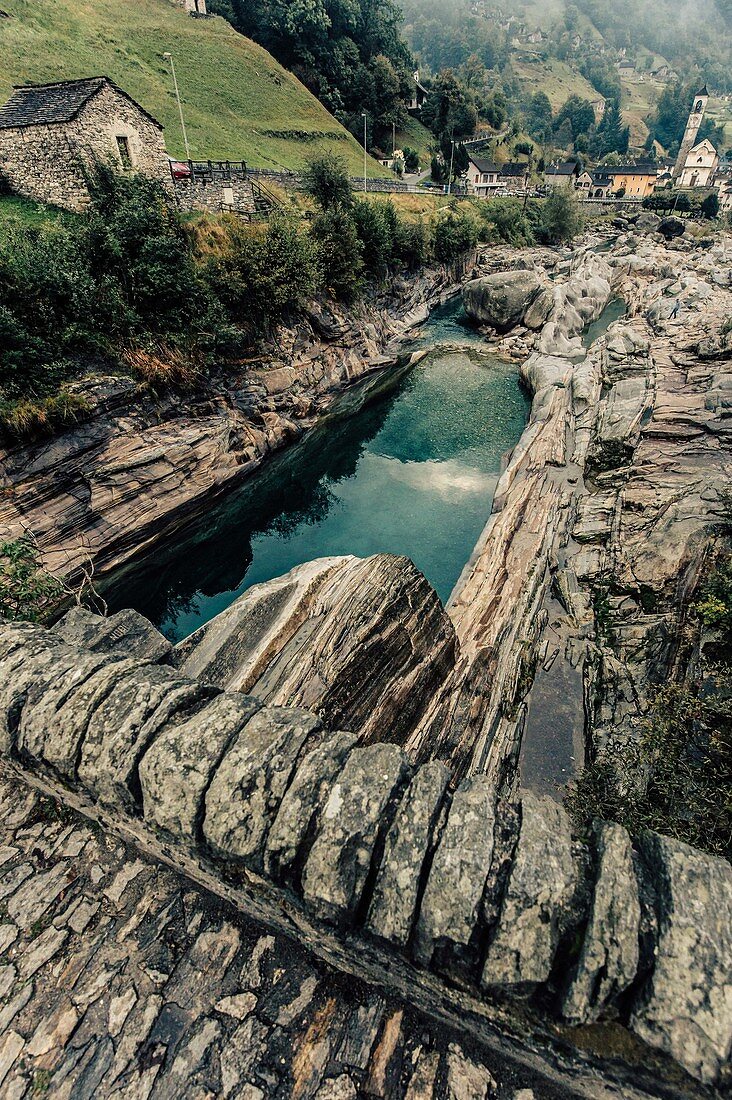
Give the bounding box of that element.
[673,86,720,190]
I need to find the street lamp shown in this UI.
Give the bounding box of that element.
[163,51,190,162]
[362,112,368,193]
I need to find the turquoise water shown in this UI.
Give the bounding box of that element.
[109,298,530,642]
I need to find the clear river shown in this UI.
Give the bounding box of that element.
[109,298,530,642]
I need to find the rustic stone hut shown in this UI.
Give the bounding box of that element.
[0,77,172,211]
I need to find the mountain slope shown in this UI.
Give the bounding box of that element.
[0,0,390,176]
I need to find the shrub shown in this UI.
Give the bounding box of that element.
[352,200,394,279]
[301,153,353,210]
[310,207,363,302]
[539,187,584,244]
[432,206,479,263]
[701,192,720,220]
[0,536,63,622]
[0,390,91,443]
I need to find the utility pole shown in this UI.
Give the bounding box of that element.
[163,52,190,162]
[362,112,368,194]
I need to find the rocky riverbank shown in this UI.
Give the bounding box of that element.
[0,258,474,583]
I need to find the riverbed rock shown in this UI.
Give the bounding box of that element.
[264,729,358,885]
[658,217,685,239]
[630,832,732,1084]
[414,776,496,973]
[204,706,321,870]
[174,554,456,747]
[301,743,410,926]
[138,693,262,840]
[0,625,71,752]
[367,761,451,947]
[54,606,172,664]
[563,823,640,1024]
[482,791,576,989]
[462,271,542,331]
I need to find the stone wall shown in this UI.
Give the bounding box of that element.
[172,172,257,216]
[0,83,171,211]
[0,613,729,1090]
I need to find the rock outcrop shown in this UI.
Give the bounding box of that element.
[1,619,730,1089]
[173,554,456,746]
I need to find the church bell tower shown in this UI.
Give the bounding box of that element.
[672,85,709,179]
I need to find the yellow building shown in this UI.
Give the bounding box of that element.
[606,164,658,198]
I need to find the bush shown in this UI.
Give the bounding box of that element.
[0,390,91,443]
[311,207,364,302]
[352,200,394,279]
[476,199,540,246]
[539,187,584,244]
[207,213,319,333]
[433,206,479,263]
[0,536,63,622]
[701,192,720,220]
[301,153,353,210]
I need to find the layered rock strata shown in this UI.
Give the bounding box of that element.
[0,619,729,1091]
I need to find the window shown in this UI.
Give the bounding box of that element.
[116,135,132,169]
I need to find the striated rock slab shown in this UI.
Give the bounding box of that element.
[175,554,456,746]
[414,776,496,972]
[367,761,450,947]
[204,706,321,870]
[54,606,172,664]
[563,823,640,1024]
[0,623,70,752]
[301,743,410,926]
[139,693,262,839]
[630,832,732,1084]
[482,791,576,988]
[264,729,357,885]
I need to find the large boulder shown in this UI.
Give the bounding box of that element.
[462,270,542,331]
[174,554,456,747]
[658,217,685,240]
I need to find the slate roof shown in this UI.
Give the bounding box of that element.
[609,163,657,175]
[500,162,528,176]
[469,155,500,174]
[545,161,578,175]
[0,77,163,131]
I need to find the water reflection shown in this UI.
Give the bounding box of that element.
[106,300,530,642]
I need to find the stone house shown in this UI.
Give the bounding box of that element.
[177,0,208,12]
[498,161,529,190]
[0,77,171,211]
[544,161,579,188]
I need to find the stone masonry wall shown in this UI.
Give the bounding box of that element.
[173,173,257,216]
[0,83,171,211]
[0,613,729,1091]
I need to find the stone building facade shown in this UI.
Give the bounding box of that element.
[0,77,172,211]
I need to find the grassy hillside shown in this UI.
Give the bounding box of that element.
[0,0,390,176]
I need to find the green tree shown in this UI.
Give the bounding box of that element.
[301,154,354,210]
[540,187,584,243]
[311,207,364,300]
[701,192,720,219]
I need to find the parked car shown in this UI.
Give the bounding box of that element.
[169,158,191,180]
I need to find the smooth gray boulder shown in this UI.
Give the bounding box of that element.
[482,791,576,988]
[54,606,172,664]
[204,706,321,870]
[563,822,640,1024]
[630,833,732,1084]
[414,776,496,971]
[367,761,450,947]
[301,742,410,925]
[523,286,555,330]
[139,693,261,839]
[462,270,542,331]
[264,729,358,884]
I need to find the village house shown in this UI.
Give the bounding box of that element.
[677,138,719,189]
[499,161,529,190]
[544,160,579,188]
[177,0,208,12]
[407,72,429,113]
[603,163,657,197]
[0,77,171,210]
[467,154,500,197]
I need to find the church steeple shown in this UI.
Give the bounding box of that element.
[672,86,709,179]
